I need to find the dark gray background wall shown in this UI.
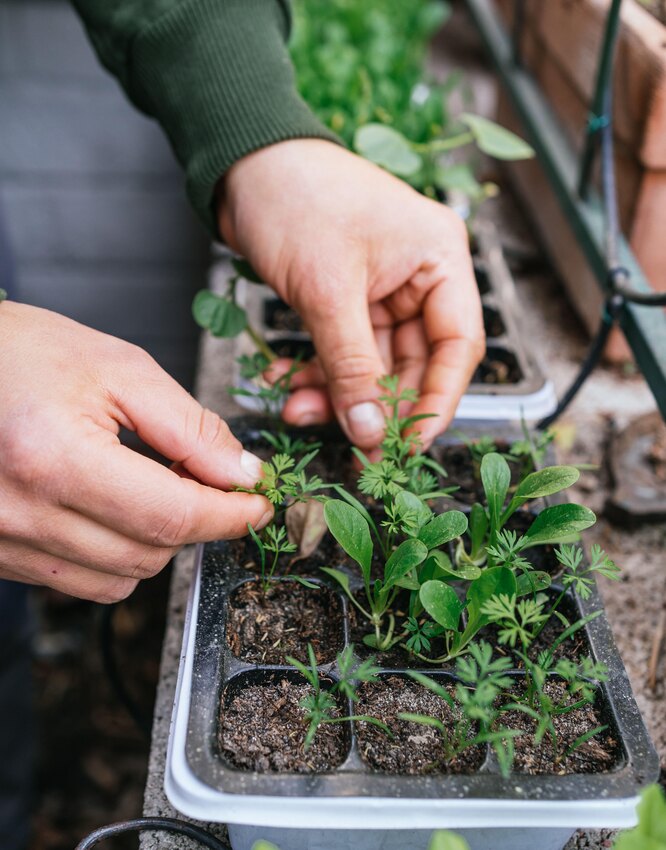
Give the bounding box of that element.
[0,0,211,390]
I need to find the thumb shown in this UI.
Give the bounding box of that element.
[307,289,386,448]
[107,351,264,490]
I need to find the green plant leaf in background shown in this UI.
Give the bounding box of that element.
[434,162,484,197]
[191,290,247,338]
[354,123,423,176]
[251,842,280,850]
[416,1,452,37]
[461,113,535,160]
[429,830,472,850]
[613,784,666,849]
[522,504,596,547]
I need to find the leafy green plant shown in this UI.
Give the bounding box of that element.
[286,644,389,749]
[456,451,596,571]
[322,495,467,650]
[241,451,330,591]
[613,784,666,850]
[290,0,533,204]
[401,641,521,777]
[429,833,471,850]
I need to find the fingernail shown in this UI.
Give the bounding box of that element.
[294,412,321,427]
[255,509,274,531]
[346,401,385,443]
[240,450,264,483]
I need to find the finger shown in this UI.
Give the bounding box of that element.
[304,284,386,448]
[106,350,264,489]
[392,318,428,418]
[411,274,484,448]
[264,358,327,390]
[0,548,139,604]
[282,387,335,427]
[60,438,273,548]
[7,504,178,579]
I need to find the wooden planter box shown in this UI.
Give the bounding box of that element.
[493,0,666,361]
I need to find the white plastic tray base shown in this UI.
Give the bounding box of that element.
[165,554,640,850]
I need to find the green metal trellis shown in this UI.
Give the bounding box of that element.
[464,0,666,421]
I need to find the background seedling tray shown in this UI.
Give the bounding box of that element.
[231,222,557,422]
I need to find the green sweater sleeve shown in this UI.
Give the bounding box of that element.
[71,0,339,235]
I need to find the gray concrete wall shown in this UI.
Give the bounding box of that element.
[0,0,210,389]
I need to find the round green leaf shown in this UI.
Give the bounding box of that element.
[429,831,471,850]
[420,580,464,631]
[354,123,423,176]
[384,539,428,588]
[514,466,580,501]
[523,504,596,546]
[461,113,534,161]
[192,290,247,338]
[418,510,468,549]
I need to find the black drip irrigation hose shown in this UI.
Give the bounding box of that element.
[99,604,152,739]
[537,50,666,429]
[75,817,228,850]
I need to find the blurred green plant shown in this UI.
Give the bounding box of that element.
[290,0,533,205]
[613,784,666,850]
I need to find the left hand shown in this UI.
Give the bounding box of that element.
[218,139,485,451]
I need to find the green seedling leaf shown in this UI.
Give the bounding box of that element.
[461,113,535,160]
[416,1,452,36]
[192,290,247,338]
[324,500,373,584]
[613,784,666,850]
[420,580,464,631]
[354,123,423,176]
[252,842,280,850]
[505,465,580,516]
[384,539,429,589]
[428,831,472,850]
[515,571,551,596]
[461,567,517,646]
[418,510,468,549]
[522,504,596,547]
[231,257,264,284]
[421,550,481,582]
[469,503,488,555]
[319,567,354,601]
[395,490,432,531]
[481,453,511,531]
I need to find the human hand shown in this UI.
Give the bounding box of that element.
[219,139,484,450]
[0,303,272,602]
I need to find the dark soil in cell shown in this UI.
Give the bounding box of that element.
[270,337,315,361]
[356,676,485,775]
[226,579,344,664]
[499,681,622,775]
[483,305,506,338]
[429,440,515,505]
[472,347,523,385]
[219,676,348,772]
[264,298,306,332]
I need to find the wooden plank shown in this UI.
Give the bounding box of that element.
[493,0,666,170]
[496,90,632,361]
[630,170,666,291]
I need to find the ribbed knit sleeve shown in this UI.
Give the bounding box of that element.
[72,0,339,235]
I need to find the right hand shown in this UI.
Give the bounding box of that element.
[0,302,272,603]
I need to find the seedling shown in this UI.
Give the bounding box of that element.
[322,496,467,650]
[456,451,596,571]
[401,641,521,777]
[286,644,389,750]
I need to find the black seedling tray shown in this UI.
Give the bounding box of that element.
[183,425,659,801]
[232,222,554,409]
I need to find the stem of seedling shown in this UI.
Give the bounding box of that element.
[245,322,277,364]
